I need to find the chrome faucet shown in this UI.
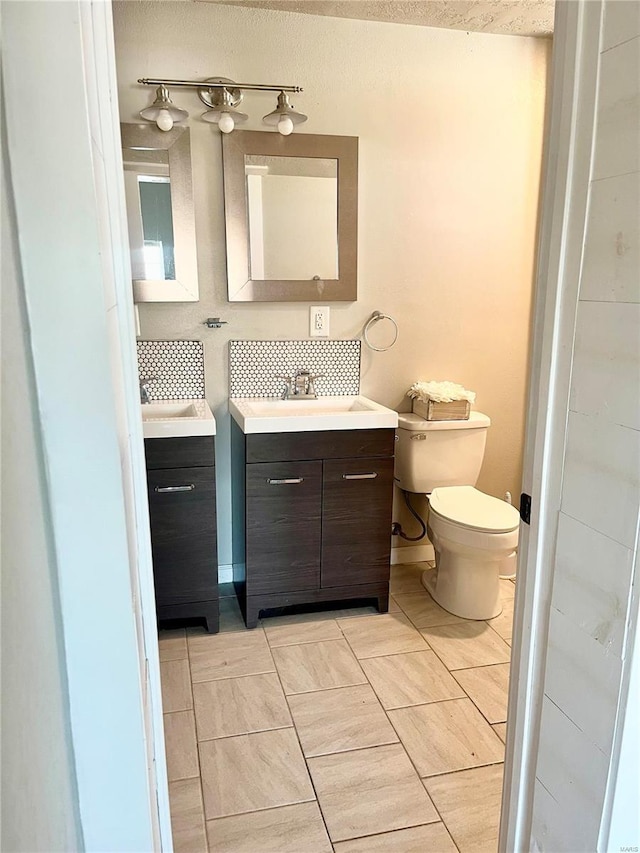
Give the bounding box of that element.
[275,369,324,400]
[139,376,156,404]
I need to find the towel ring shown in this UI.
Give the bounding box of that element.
[363,311,399,352]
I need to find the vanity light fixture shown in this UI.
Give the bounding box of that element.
[139,84,189,132]
[262,91,308,136]
[138,76,307,135]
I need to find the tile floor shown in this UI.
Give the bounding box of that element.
[159,562,516,853]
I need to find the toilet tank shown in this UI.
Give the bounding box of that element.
[395,411,491,493]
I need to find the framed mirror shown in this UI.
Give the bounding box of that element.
[222,131,358,302]
[121,124,199,302]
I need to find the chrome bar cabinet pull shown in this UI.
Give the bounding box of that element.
[267,477,305,485]
[154,484,195,493]
[342,473,378,480]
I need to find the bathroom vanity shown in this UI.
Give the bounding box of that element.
[142,400,219,632]
[230,396,398,628]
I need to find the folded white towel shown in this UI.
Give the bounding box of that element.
[407,380,476,404]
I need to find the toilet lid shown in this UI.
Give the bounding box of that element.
[429,486,521,533]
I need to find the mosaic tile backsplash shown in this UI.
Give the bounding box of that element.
[229,339,361,398]
[137,340,205,401]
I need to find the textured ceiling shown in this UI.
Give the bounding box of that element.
[205,1,555,37]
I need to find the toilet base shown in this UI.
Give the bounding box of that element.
[422,555,503,621]
[499,551,517,580]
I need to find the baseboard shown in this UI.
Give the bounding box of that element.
[218,564,233,584]
[391,542,435,565]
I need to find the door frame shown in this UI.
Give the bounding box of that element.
[500,1,608,848]
[5,0,615,848]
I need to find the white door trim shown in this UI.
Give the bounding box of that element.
[77,2,173,848]
[500,2,603,848]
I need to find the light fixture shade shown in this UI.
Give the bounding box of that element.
[201,107,249,125]
[200,86,248,127]
[139,85,188,123]
[262,91,307,128]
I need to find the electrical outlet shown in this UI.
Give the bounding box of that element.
[310,306,330,337]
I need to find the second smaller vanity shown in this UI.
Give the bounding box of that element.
[142,395,219,633]
[230,388,398,628]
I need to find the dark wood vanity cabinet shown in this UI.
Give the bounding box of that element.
[321,457,395,588]
[246,461,323,596]
[233,425,395,628]
[145,437,218,633]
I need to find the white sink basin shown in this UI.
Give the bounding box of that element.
[141,398,216,439]
[229,395,398,434]
[143,402,200,419]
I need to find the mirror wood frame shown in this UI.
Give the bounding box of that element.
[222,130,358,302]
[121,123,199,303]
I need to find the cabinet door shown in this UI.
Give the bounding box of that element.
[321,457,394,589]
[246,461,322,595]
[147,466,218,607]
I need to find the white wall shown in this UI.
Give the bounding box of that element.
[113,1,548,571]
[2,2,163,848]
[530,2,640,849]
[1,101,82,853]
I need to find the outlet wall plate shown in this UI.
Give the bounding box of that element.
[310,305,330,338]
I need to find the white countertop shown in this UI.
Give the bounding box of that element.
[141,399,216,439]
[229,395,399,435]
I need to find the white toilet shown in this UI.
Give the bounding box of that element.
[395,412,520,620]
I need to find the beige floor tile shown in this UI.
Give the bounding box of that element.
[288,684,398,757]
[333,822,457,853]
[391,591,466,629]
[421,622,511,670]
[218,596,246,634]
[493,722,508,743]
[361,651,465,710]
[264,617,343,647]
[159,629,188,661]
[272,639,366,695]
[339,612,429,659]
[488,595,515,641]
[453,663,511,724]
[389,563,430,594]
[169,778,207,853]
[164,711,199,782]
[206,802,332,852]
[193,673,292,741]
[424,764,504,853]
[161,659,193,712]
[388,596,401,612]
[199,728,314,818]
[388,698,504,777]
[308,743,439,842]
[188,628,275,683]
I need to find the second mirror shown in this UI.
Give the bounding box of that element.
[223,131,358,302]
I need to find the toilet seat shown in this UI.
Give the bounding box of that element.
[429,486,520,534]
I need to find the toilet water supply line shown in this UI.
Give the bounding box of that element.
[392,490,514,540]
[392,490,428,541]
